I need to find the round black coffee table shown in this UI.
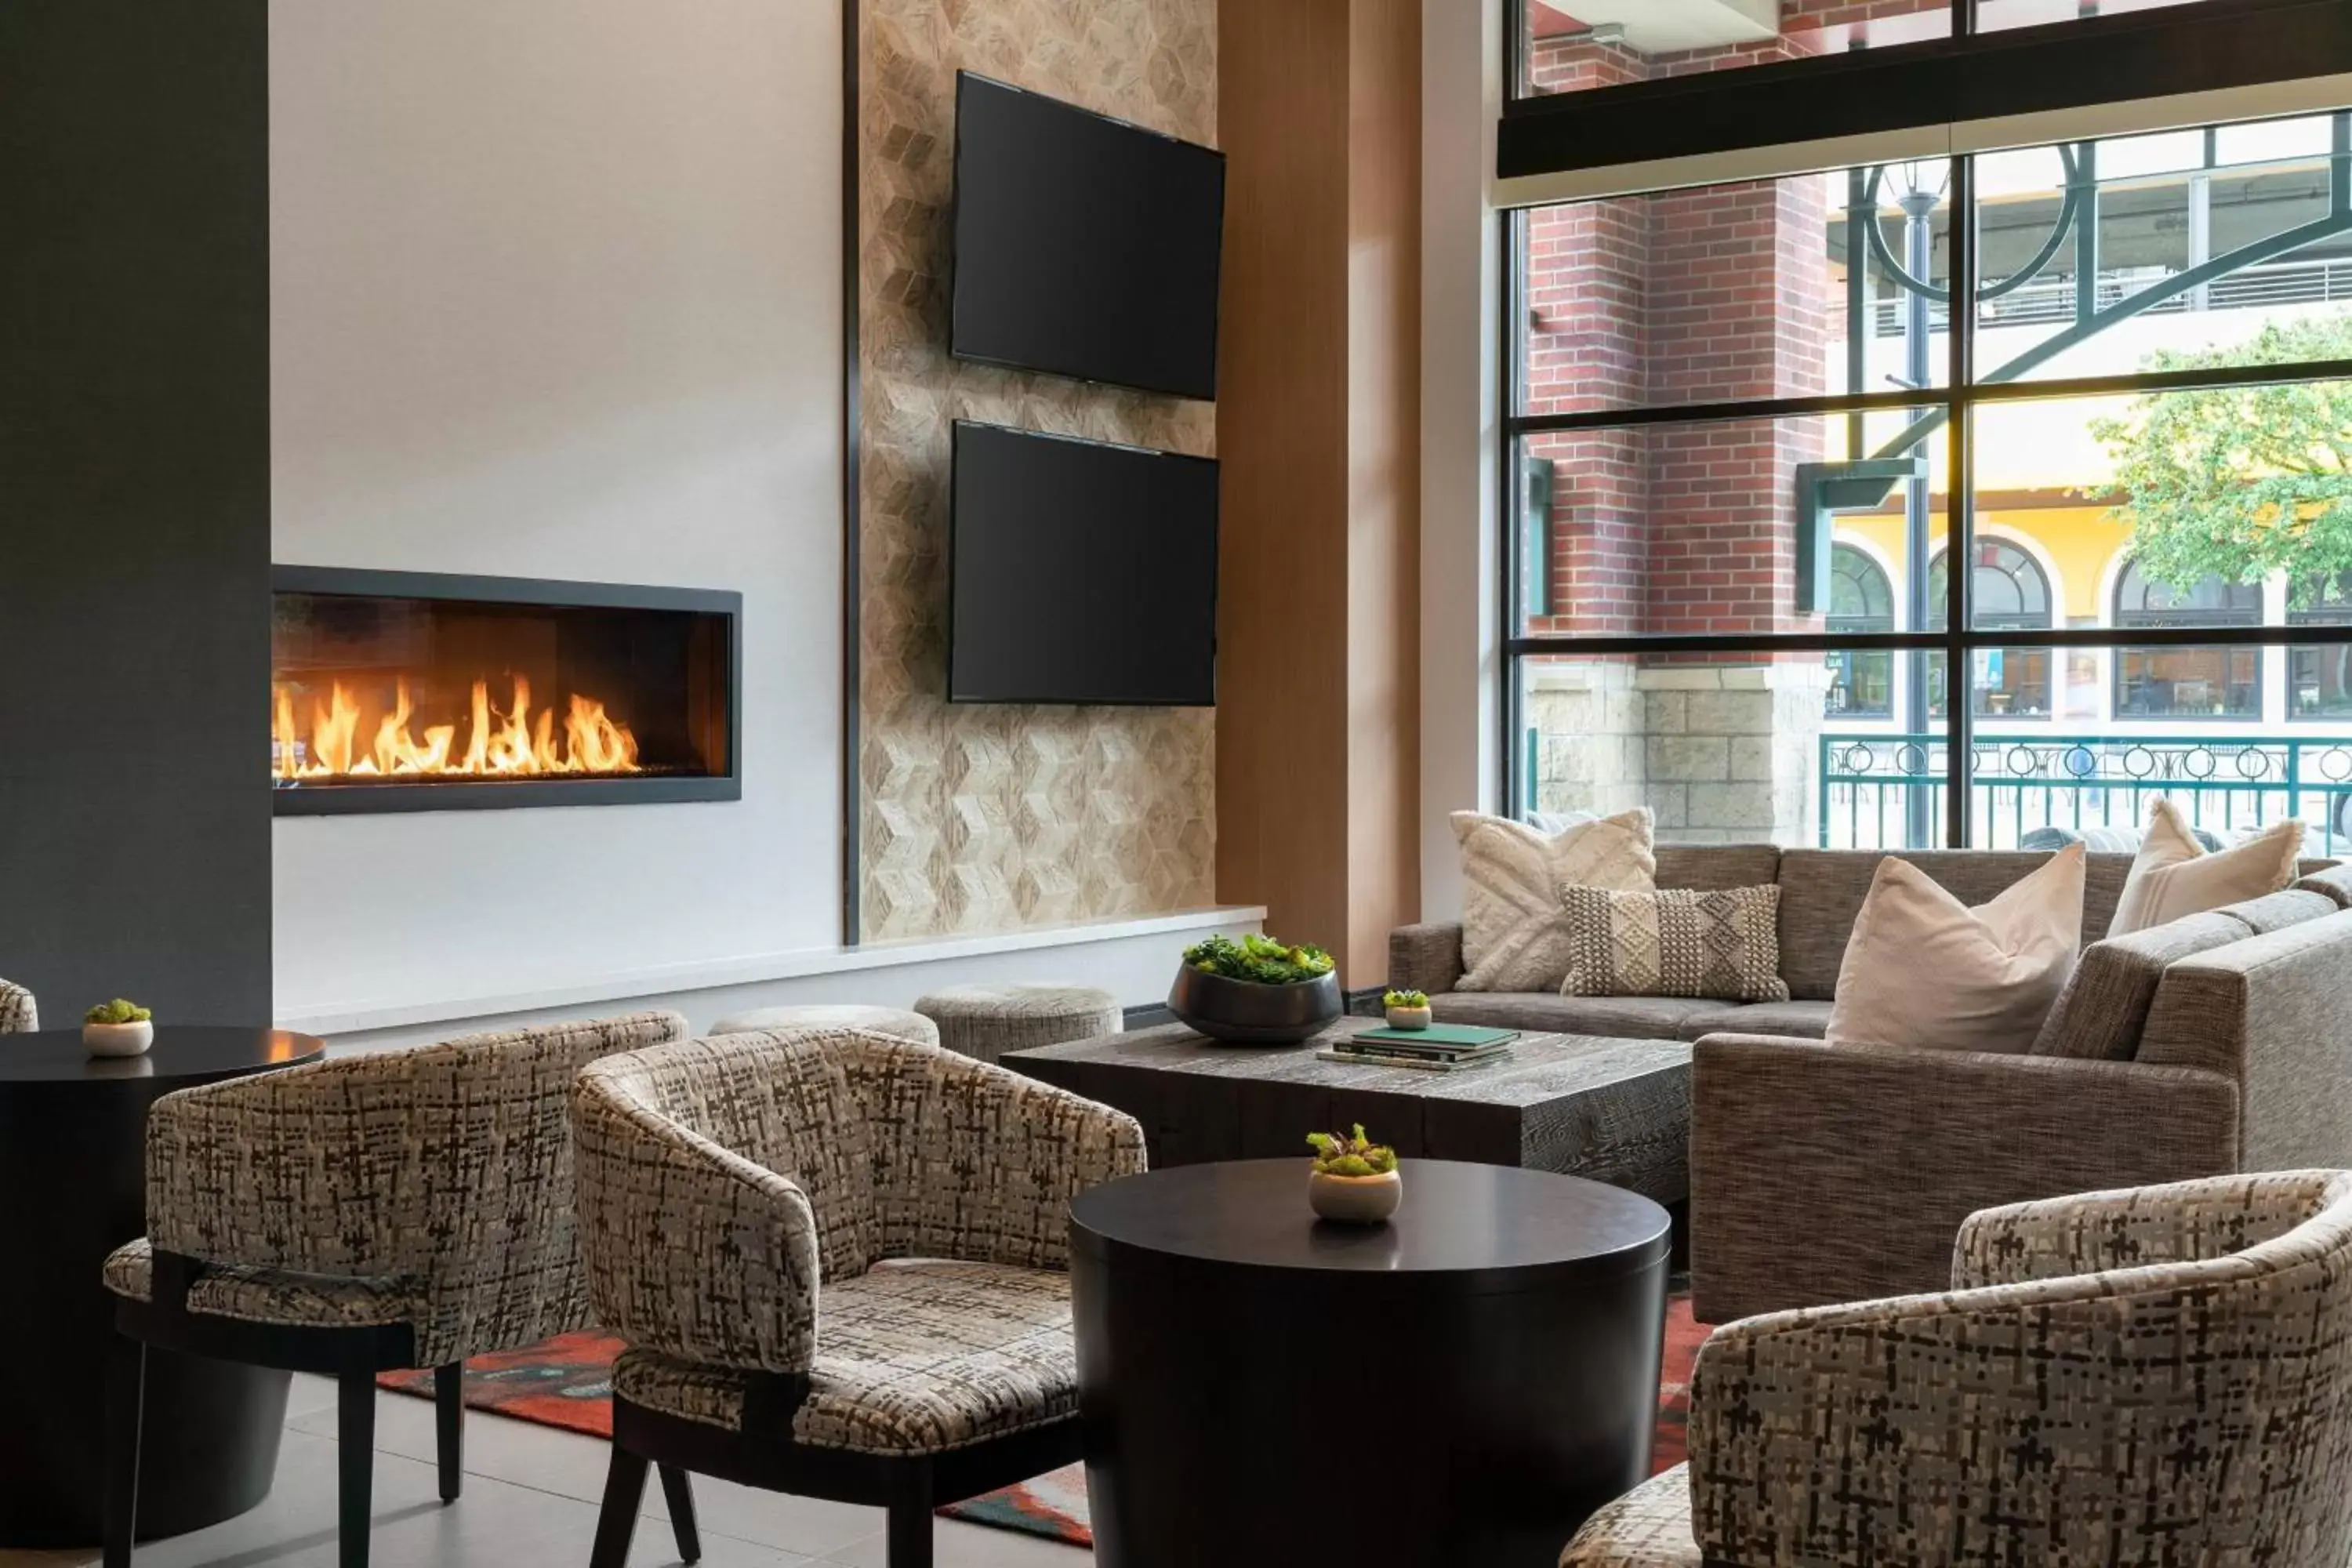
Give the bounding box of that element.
[0,1027,326,1547]
[1069,1159,1671,1566]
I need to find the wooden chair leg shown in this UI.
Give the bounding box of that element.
[102,1334,145,1568]
[657,1465,701,1563]
[885,1469,934,1568]
[434,1363,464,1503]
[590,1446,650,1568]
[337,1367,377,1568]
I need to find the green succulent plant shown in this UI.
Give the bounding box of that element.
[85,998,152,1025]
[1183,931,1335,986]
[1382,989,1428,1009]
[1307,1123,1398,1178]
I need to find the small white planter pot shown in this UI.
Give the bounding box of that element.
[1308,1167,1403,1225]
[1385,1005,1432,1031]
[84,1020,154,1058]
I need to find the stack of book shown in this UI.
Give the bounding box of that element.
[1319,1024,1519,1073]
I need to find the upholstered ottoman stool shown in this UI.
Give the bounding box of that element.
[706,1004,939,1048]
[913,983,1122,1065]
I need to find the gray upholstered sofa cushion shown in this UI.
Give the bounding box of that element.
[2223,887,2341,933]
[1657,844,1783,892]
[1685,999,1832,1042]
[2301,863,2352,909]
[1774,850,2133,1001]
[2031,911,2256,1062]
[1430,991,1741,1040]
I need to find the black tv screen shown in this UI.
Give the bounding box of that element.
[950,421,1218,707]
[952,73,1225,401]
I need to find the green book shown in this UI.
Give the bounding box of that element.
[1355,1024,1519,1051]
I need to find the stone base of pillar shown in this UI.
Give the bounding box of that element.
[1526,660,1828,847]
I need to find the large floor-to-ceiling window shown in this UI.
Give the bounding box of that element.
[1502,0,2352,855]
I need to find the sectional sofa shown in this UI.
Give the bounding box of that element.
[1390,847,2352,1321]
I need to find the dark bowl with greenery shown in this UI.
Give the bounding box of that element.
[1168,934,1344,1046]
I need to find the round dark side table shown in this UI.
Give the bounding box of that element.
[1070,1159,1671,1567]
[0,1026,326,1548]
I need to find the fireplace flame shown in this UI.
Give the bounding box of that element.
[273,674,641,782]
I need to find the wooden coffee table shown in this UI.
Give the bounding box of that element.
[1004,1015,1690,1203]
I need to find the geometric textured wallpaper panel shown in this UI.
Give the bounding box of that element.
[857,0,1218,942]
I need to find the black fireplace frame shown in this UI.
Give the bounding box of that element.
[270,565,742,817]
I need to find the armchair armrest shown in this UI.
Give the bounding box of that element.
[1388,922,1465,996]
[0,978,34,1033]
[1951,1169,2345,1290]
[145,1055,412,1277]
[571,1073,822,1374]
[844,1033,1146,1270]
[1691,1033,2241,1323]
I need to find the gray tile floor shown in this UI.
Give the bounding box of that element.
[1,1375,1086,1568]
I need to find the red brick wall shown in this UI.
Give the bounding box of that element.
[1519,1,1918,644]
[1522,176,1830,640]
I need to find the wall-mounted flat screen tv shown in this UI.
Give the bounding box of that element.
[949,421,1218,707]
[951,72,1225,401]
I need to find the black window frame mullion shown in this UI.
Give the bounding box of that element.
[1946,152,1976,848]
[1499,204,1527,819]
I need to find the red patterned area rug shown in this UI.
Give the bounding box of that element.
[383,1294,1708,1550]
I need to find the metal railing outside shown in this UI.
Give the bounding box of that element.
[1820,731,2352,853]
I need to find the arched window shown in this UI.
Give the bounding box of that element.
[2113,559,2263,719]
[1927,539,2056,720]
[2290,574,2352,721]
[1825,543,1893,719]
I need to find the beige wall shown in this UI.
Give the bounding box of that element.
[854,0,1220,942]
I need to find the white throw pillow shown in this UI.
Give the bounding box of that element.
[1826,844,2086,1054]
[2107,799,2305,937]
[1453,808,1656,993]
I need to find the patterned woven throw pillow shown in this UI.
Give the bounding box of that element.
[1557,884,1790,1003]
[1453,808,1657,993]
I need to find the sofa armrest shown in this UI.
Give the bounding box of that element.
[1388,923,1465,996]
[2138,912,2352,1171]
[1690,1033,2241,1323]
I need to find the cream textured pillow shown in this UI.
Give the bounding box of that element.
[2108,798,2305,937]
[1826,844,2086,1054]
[1559,884,1789,1003]
[1453,808,1656,993]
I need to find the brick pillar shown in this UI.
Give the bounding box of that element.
[1632,174,1829,842]
[1519,35,1650,819]
[1516,0,1947,840]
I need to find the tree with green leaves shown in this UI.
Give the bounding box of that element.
[2089,314,2352,608]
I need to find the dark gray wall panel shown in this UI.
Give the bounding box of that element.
[0,2,271,1025]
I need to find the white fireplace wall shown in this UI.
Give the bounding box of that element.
[268,0,845,1018]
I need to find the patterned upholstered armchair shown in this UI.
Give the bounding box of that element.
[572,1027,1147,1568]
[0,977,35,1033]
[100,1011,689,1568]
[1562,1171,2352,1567]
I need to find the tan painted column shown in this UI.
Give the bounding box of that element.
[1218,0,1423,988]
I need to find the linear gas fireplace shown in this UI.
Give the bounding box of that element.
[270,568,740,815]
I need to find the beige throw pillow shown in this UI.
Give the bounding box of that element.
[1559,884,1790,1003]
[1826,844,2086,1054]
[2108,798,2306,937]
[1453,808,1656,993]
